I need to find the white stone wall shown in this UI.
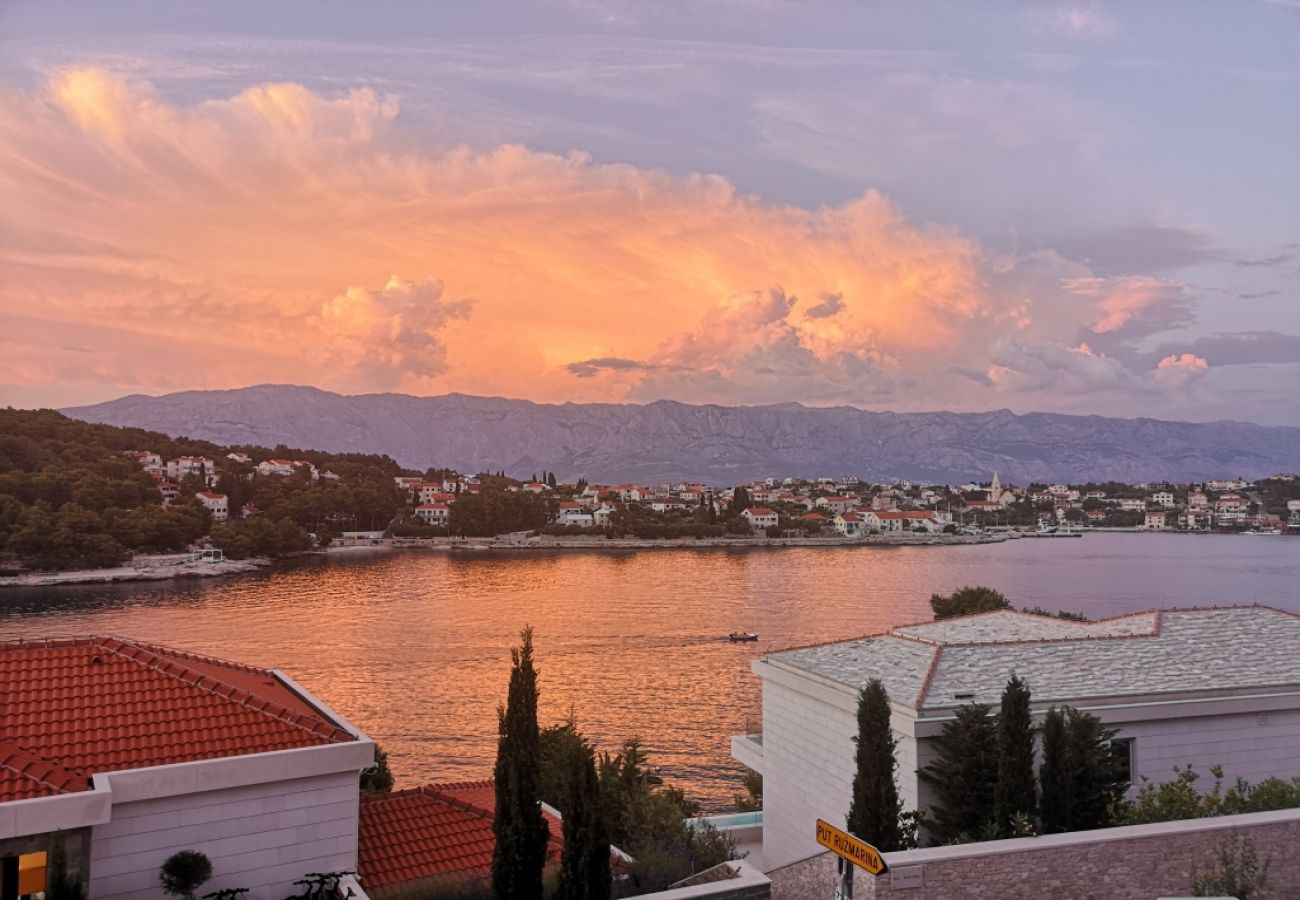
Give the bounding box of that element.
[87,771,360,900]
[760,679,917,869]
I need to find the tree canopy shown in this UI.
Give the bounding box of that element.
[930,585,1011,620]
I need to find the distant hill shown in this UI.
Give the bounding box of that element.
[64,385,1300,485]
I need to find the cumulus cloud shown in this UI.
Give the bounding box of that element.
[804,291,845,319]
[0,68,1288,421]
[312,276,473,389]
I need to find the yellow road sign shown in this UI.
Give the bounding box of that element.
[815,819,888,876]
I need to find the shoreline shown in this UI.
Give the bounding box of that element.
[7,528,1285,588]
[0,556,272,589]
[387,533,1010,552]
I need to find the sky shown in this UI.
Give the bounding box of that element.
[1,1,1297,424]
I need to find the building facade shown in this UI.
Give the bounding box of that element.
[733,606,1300,869]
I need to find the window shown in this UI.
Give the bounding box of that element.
[1110,737,1135,785]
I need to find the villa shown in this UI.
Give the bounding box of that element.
[0,636,374,899]
[731,605,1300,869]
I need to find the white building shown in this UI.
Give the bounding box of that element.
[0,636,374,899]
[414,502,450,525]
[258,459,296,477]
[742,507,779,531]
[1144,510,1167,530]
[733,606,1300,869]
[166,457,213,484]
[1150,491,1175,509]
[556,502,595,527]
[195,490,228,521]
[226,452,252,465]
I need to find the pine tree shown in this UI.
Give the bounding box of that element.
[918,703,997,843]
[1038,707,1070,833]
[557,744,612,900]
[493,627,550,900]
[547,471,558,489]
[846,679,904,851]
[994,675,1037,834]
[731,486,752,513]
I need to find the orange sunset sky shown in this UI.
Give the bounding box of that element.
[1,2,1297,423]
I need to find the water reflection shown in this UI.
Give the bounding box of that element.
[2,535,1297,810]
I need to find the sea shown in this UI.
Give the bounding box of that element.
[2,533,1297,811]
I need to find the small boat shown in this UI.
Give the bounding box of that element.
[729,632,759,643]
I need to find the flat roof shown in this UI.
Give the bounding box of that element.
[765,606,1300,710]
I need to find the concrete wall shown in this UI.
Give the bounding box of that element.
[87,771,360,900]
[768,807,1300,900]
[760,679,917,870]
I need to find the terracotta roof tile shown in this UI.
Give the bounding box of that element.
[0,636,354,801]
[358,782,563,894]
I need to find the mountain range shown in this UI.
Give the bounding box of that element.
[63,385,1300,485]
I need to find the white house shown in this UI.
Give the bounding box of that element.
[833,512,865,537]
[0,636,374,899]
[556,502,595,528]
[742,507,779,531]
[732,605,1300,869]
[195,490,228,522]
[1150,491,1176,509]
[226,452,252,465]
[414,502,450,525]
[257,459,296,477]
[1144,510,1167,530]
[166,457,213,484]
[860,510,906,533]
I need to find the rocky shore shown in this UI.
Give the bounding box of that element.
[0,556,270,589]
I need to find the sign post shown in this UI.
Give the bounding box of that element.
[816,819,887,900]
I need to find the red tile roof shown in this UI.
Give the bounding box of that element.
[0,636,354,802]
[358,782,563,894]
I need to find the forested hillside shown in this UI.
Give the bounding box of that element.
[0,409,406,571]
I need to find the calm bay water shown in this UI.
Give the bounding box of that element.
[2,533,1297,810]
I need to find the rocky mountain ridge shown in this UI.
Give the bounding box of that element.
[64,385,1300,485]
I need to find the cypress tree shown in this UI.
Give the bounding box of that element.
[493,627,550,900]
[557,745,612,900]
[846,679,904,850]
[1038,707,1070,833]
[1038,706,1122,833]
[994,675,1037,834]
[918,703,997,843]
[1063,708,1124,831]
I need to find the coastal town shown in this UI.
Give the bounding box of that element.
[3,406,1296,588]
[123,444,1300,549]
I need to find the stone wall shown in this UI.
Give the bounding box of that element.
[769,807,1300,900]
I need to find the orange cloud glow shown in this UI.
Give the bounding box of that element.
[0,70,1211,412]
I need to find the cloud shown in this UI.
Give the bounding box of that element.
[1153,352,1210,387]
[0,69,1289,422]
[804,291,844,319]
[1031,4,1120,38]
[1062,275,1193,338]
[1142,331,1300,368]
[1041,223,1221,275]
[312,276,473,389]
[1234,252,1297,268]
[565,357,660,378]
